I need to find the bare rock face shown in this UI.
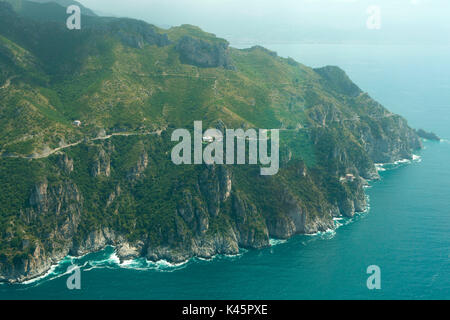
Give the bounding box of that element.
[175,36,235,69]
[198,166,232,217]
[221,167,232,201]
[0,243,55,284]
[168,165,270,261]
[176,189,209,235]
[265,186,335,239]
[145,231,241,263]
[29,181,49,212]
[358,115,422,164]
[97,19,171,49]
[90,149,111,177]
[127,152,149,181]
[27,181,82,243]
[106,185,122,208]
[266,191,307,239]
[1,180,84,283]
[146,246,192,263]
[192,233,240,259]
[116,241,145,262]
[70,228,118,257]
[57,154,74,174]
[27,180,82,223]
[232,193,269,248]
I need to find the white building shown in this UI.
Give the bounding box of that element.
[345,174,355,182]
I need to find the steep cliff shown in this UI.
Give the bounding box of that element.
[175,35,235,69]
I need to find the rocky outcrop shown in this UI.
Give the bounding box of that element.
[355,114,422,164]
[116,241,145,261]
[175,36,235,69]
[146,232,240,263]
[176,189,209,235]
[265,188,333,239]
[415,129,440,141]
[90,148,111,177]
[198,165,232,217]
[0,179,83,283]
[244,45,278,58]
[106,185,121,208]
[71,228,118,257]
[0,243,65,284]
[100,19,171,49]
[337,177,368,217]
[57,154,74,174]
[25,180,82,225]
[127,152,149,181]
[231,193,269,248]
[314,66,362,97]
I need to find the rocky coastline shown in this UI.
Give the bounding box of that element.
[0,130,422,284]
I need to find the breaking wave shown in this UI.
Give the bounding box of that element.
[376,154,422,172]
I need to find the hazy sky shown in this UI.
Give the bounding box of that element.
[78,0,450,44]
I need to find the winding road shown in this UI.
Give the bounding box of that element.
[1,129,164,160]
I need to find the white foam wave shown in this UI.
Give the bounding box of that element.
[375,154,422,173]
[21,264,58,285]
[154,259,189,268]
[394,158,411,165]
[269,238,287,246]
[305,227,336,239]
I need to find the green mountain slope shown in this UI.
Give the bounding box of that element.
[0,0,422,283]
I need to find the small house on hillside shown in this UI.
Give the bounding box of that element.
[73,120,82,127]
[345,174,355,182]
[340,174,356,183]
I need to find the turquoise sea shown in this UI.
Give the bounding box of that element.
[1,44,449,300]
